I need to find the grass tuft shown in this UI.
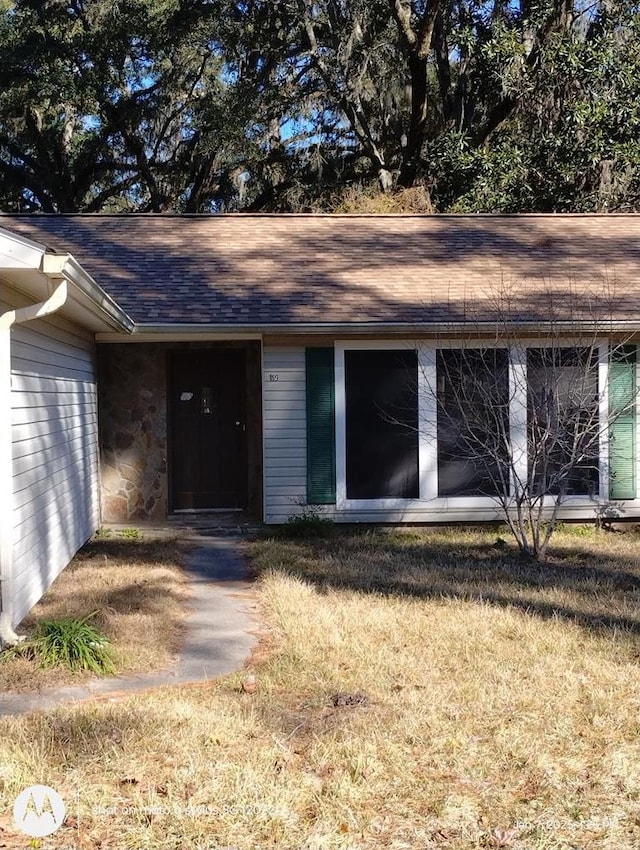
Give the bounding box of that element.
[9,613,116,675]
[0,536,188,692]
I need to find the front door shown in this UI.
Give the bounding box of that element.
[169,350,247,510]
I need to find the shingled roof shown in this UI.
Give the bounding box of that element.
[2,213,640,328]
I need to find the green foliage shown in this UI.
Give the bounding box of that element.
[553,523,597,538]
[442,6,640,213]
[278,509,335,540]
[118,527,142,540]
[0,0,638,212]
[9,614,116,675]
[0,0,250,211]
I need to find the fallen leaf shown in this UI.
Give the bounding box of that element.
[492,827,518,847]
[332,691,369,707]
[241,673,257,693]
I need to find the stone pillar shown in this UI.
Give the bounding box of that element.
[97,344,168,522]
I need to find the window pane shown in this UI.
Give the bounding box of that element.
[437,349,510,497]
[527,347,599,496]
[345,350,418,499]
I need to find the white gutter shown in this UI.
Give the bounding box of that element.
[94,318,640,342]
[0,225,48,269]
[42,254,135,333]
[0,279,69,645]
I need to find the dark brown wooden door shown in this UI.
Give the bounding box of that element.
[169,350,247,510]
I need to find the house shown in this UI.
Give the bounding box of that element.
[1,212,640,638]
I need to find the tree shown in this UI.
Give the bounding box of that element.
[0,0,255,212]
[437,0,640,212]
[0,0,638,212]
[233,0,640,210]
[423,282,636,559]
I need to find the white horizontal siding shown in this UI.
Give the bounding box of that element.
[13,421,94,458]
[12,389,97,412]
[13,431,98,492]
[309,502,611,524]
[12,372,96,394]
[12,418,97,459]
[263,427,305,439]
[12,400,96,427]
[264,447,307,461]
[13,473,99,561]
[9,310,100,627]
[263,346,308,522]
[12,338,95,376]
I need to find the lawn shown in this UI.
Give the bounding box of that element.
[2,525,640,849]
[0,533,188,692]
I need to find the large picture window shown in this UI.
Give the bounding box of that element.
[527,347,599,496]
[345,349,419,499]
[436,348,510,497]
[335,341,611,510]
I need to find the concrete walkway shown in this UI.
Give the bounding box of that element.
[0,535,258,716]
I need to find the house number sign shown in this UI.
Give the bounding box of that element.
[267,373,279,382]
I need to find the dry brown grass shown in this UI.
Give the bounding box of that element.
[330,184,434,213]
[2,525,640,849]
[0,534,189,692]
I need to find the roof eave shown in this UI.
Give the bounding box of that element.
[95,318,640,342]
[42,254,135,333]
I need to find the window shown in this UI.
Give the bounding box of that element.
[344,349,418,499]
[527,347,599,496]
[436,348,510,497]
[335,341,610,509]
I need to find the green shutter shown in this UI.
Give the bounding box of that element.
[306,347,336,504]
[609,347,636,500]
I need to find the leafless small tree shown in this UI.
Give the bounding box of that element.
[424,279,637,560]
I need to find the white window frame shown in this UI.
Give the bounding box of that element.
[336,340,427,511]
[335,338,610,513]
[523,339,608,507]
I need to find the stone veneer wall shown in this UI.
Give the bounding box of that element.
[97,344,168,522]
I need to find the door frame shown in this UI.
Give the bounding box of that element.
[166,342,263,517]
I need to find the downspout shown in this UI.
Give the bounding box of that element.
[0,278,68,646]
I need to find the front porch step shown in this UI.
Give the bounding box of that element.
[167,512,262,536]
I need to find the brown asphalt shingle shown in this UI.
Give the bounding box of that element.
[1,213,639,326]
